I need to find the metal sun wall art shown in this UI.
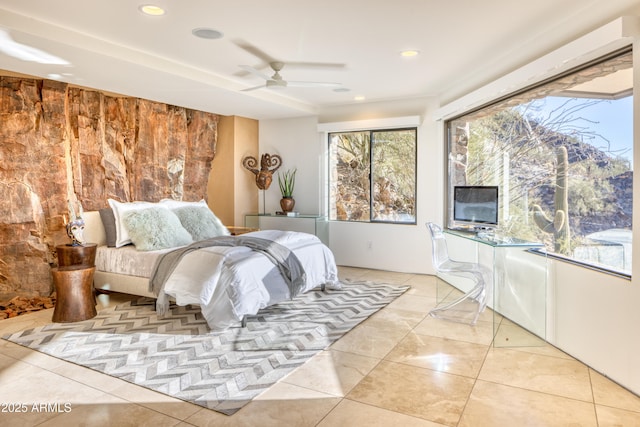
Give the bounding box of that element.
[242,153,282,190]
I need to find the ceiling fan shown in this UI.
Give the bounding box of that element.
[240,61,341,92]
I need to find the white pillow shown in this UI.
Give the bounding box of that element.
[122,206,193,251]
[108,199,155,247]
[172,205,230,241]
[159,199,208,209]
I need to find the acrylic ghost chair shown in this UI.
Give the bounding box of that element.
[427,222,488,325]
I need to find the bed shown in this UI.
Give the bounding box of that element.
[82,201,340,330]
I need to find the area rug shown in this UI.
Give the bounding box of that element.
[2,280,408,415]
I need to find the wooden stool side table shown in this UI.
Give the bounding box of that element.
[51,266,97,323]
[52,243,98,323]
[56,243,97,268]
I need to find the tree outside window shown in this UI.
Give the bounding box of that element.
[447,49,633,275]
[329,128,416,223]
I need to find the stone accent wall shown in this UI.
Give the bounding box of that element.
[0,76,219,297]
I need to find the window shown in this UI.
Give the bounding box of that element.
[329,128,417,223]
[447,49,633,275]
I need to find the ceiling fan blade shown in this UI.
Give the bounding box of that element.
[239,65,271,81]
[284,62,346,70]
[232,40,275,63]
[241,84,267,92]
[286,81,342,88]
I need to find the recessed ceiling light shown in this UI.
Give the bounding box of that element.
[192,28,224,40]
[139,4,166,16]
[354,95,365,101]
[400,50,420,57]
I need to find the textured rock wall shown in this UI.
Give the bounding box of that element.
[0,76,219,296]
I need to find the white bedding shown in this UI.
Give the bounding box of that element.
[96,229,339,330]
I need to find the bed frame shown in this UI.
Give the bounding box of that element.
[83,211,156,298]
[83,210,329,328]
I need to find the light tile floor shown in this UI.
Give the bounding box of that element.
[1,267,639,426]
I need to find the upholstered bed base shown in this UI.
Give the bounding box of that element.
[93,270,155,298]
[83,210,156,298]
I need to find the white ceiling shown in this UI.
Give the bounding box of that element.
[0,0,638,120]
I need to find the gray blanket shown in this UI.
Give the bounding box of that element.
[149,235,307,300]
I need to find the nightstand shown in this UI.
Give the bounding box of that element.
[244,214,328,244]
[51,265,97,323]
[52,244,98,322]
[56,243,97,268]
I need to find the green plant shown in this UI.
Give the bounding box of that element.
[532,146,571,253]
[278,168,296,198]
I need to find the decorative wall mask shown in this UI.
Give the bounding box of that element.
[66,200,86,246]
[242,153,282,190]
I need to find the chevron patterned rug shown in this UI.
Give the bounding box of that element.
[3,280,408,415]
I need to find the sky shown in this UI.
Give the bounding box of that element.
[531,95,633,167]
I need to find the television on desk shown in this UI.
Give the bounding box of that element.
[453,185,499,228]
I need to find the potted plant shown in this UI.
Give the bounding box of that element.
[278,168,296,212]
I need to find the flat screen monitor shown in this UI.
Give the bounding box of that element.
[453,186,499,226]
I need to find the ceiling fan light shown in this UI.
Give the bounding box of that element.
[266,80,287,89]
[192,28,224,40]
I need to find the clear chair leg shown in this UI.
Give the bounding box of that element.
[429,283,486,326]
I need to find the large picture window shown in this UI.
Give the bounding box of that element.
[329,128,417,223]
[447,49,633,275]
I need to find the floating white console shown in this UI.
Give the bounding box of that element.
[245,214,329,245]
[443,229,547,347]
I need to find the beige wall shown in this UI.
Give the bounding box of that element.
[208,116,259,226]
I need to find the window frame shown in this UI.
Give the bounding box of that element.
[443,47,633,277]
[327,126,418,224]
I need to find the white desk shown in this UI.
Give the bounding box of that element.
[442,229,547,347]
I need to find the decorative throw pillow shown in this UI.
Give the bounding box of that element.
[98,208,117,247]
[159,199,208,209]
[108,199,155,248]
[172,205,230,241]
[108,199,157,248]
[122,207,193,251]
